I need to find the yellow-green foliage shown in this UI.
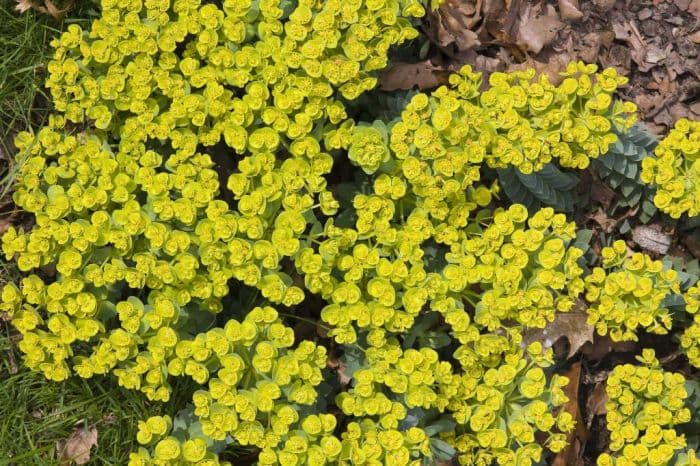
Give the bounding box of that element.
[386,64,634,175]
[681,283,700,368]
[583,240,680,342]
[597,350,692,466]
[446,338,574,465]
[0,0,679,463]
[641,118,700,218]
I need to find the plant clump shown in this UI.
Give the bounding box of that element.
[1,0,700,464]
[641,118,700,218]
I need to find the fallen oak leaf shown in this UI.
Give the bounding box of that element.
[592,0,615,11]
[483,0,524,49]
[517,3,565,54]
[589,176,617,211]
[379,60,451,91]
[507,52,573,85]
[522,302,594,359]
[552,362,587,466]
[429,0,482,51]
[0,216,15,235]
[612,21,647,70]
[577,31,615,64]
[57,426,98,465]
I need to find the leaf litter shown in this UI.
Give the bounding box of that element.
[389,0,699,132]
[56,425,98,465]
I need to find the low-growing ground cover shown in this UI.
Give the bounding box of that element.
[1,0,699,465]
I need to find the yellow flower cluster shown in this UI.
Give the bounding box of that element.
[119,306,328,465]
[597,350,692,466]
[584,240,680,342]
[681,283,700,368]
[337,420,432,465]
[316,203,585,349]
[344,62,635,177]
[641,118,700,218]
[1,0,426,385]
[448,338,574,465]
[130,415,233,465]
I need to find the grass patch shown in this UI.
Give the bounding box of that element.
[0,331,154,465]
[0,4,170,465]
[0,2,95,196]
[0,324,199,464]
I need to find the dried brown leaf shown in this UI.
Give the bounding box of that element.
[691,101,700,118]
[552,362,587,466]
[589,208,617,233]
[0,216,14,236]
[484,0,523,46]
[508,51,573,84]
[42,0,64,20]
[14,0,34,13]
[590,177,617,210]
[635,92,665,115]
[558,0,583,21]
[378,61,450,91]
[6,350,18,375]
[639,8,653,20]
[14,0,69,20]
[683,230,700,260]
[645,44,668,65]
[574,31,613,63]
[689,0,700,18]
[612,21,647,68]
[675,0,692,10]
[581,334,637,360]
[57,426,98,466]
[522,305,594,359]
[585,381,608,427]
[517,3,565,54]
[327,358,352,386]
[631,225,672,255]
[431,0,482,51]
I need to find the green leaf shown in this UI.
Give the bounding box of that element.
[619,219,632,234]
[429,438,456,461]
[403,312,439,349]
[573,229,593,253]
[340,345,365,381]
[399,408,425,430]
[594,122,658,214]
[424,416,456,437]
[662,257,700,291]
[342,89,418,122]
[662,293,685,310]
[497,163,579,213]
